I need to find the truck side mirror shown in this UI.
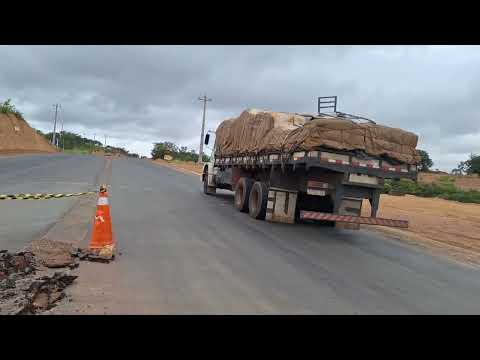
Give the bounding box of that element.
[204,133,210,145]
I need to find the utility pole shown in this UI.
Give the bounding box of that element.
[198,94,212,164]
[104,135,107,147]
[51,104,60,147]
[60,109,65,151]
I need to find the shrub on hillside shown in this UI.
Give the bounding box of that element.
[383,176,480,204]
[0,99,24,120]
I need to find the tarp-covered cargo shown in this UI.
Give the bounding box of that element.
[215,109,421,164]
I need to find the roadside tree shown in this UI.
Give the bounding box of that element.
[458,154,480,175]
[417,150,433,171]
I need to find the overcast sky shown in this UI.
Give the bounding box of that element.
[1,45,479,171]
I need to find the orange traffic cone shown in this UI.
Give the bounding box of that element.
[89,184,115,259]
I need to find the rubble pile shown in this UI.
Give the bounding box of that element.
[27,239,79,269]
[0,250,70,314]
[26,239,113,267]
[0,250,36,286]
[71,247,114,263]
[17,272,77,314]
[0,249,77,315]
[1,240,115,314]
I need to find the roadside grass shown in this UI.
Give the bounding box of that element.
[62,148,92,155]
[384,176,480,204]
[172,159,196,165]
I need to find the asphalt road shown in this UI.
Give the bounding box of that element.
[0,154,104,251]
[4,155,480,314]
[56,157,480,314]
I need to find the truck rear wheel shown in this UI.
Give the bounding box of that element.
[234,177,254,212]
[203,168,216,195]
[249,181,268,220]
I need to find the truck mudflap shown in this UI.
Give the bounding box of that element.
[299,210,408,228]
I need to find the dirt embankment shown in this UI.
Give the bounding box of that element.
[362,195,480,265]
[0,113,56,154]
[152,159,203,175]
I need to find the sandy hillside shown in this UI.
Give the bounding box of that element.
[0,113,56,154]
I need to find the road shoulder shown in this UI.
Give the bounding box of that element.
[150,159,203,176]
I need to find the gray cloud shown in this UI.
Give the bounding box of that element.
[1,45,479,170]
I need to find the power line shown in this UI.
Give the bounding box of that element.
[198,94,212,164]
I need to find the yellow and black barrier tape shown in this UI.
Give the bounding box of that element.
[0,191,97,200]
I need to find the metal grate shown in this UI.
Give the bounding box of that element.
[317,96,337,114]
[316,96,376,124]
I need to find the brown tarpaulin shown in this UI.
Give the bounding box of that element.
[215,109,421,164]
[215,110,306,155]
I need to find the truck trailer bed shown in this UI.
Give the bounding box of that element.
[213,149,417,181]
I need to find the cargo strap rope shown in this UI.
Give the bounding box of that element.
[0,191,97,200]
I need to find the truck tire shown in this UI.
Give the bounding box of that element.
[234,177,254,212]
[249,181,268,220]
[203,169,216,195]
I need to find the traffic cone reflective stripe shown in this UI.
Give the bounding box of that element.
[89,186,115,258]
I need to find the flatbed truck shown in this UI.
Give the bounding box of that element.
[201,102,417,229]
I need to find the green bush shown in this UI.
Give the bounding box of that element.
[151,142,209,162]
[383,177,480,204]
[383,181,392,194]
[0,99,24,120]
[43,131,102,151]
